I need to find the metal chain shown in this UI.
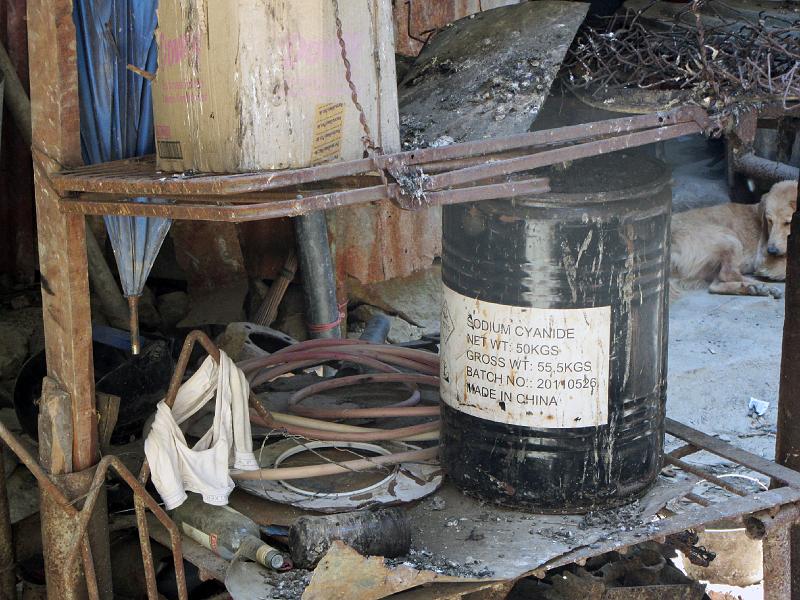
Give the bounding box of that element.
[331,0,396,200]
[332,0,377,153]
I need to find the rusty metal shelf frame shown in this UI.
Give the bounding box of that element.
[49,107,709,222]
[30,96,800,598]
[118,417,800,596]
[1,341,797,598]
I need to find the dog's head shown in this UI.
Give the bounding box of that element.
[755,180,797,280]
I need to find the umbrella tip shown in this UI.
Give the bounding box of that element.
[127,296,141,355]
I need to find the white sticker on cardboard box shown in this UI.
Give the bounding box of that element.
[440,285,610,428]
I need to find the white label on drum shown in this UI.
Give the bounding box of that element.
[440,285,610,428]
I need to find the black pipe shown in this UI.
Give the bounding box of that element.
[358,314,391,345]
[294,212,341,340]
[336,314,392,378]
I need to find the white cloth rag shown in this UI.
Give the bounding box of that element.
[144,350,259,510]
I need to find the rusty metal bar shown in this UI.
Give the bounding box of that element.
[0,414,187,600]
[131,330,222,600]
[762,514,795,600]
[59,177,551,221]
[684,492,712,507]
[774,178,800,595]
[536,486,800,576]
[59,184,398,221]
[667,418,800,488]
[664,455,750,496]
[51,109,700,198]
[734,152,800,183]
[134,495,159,599]
[81,541,100,600]
[426,178,550,205]
[777,202,800,476]
[147,516,228,583]
[425,121,702,191]
[667,444,700,459]
[0,421,74,512]
[0,416,107,598]
[63,455,189,600]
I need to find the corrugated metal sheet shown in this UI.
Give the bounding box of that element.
[329,202,441,287]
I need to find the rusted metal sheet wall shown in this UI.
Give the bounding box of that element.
[0,0,36,283]
[393,0,521,57]
[329,202,441,290]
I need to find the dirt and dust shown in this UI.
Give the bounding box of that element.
[386,547,495,578]
[398,2,588,146]
[269,570,313,600]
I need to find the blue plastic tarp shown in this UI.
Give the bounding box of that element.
[74,0,170,301]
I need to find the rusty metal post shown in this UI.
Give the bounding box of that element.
[775,179,800,597]
[734,152,800,184]
[40,469,112,600]
[763,522,793,600]
[777,185,800,471]
[27,0,111,596]
[0,445,16,598]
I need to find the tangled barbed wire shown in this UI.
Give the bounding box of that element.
[564,0,800,113]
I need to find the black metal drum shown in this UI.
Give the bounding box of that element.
[440,150,671,512]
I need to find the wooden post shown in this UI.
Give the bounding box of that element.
[27,0,110,596]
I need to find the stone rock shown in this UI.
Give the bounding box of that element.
[347,265,441,333]
[350,304,424,344]
[216,322,297,363]
[0,322,29,380]
[157,291,190,329]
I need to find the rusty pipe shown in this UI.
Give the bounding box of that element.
[231,446,439,481]
[287,373,440,419]
[734,152,800,182]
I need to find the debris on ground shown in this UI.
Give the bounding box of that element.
[303,541,499,600]
[747,398,769,417]
[509,543,706,600]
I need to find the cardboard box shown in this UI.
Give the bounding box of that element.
[152,0,399,173]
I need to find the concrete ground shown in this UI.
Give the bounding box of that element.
[668,288,783,461]
[664,134,784,463]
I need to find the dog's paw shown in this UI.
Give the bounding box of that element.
[745,283,774,297]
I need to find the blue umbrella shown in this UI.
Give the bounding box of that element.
[75,0,169,354]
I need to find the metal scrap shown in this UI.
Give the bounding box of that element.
[302,541,493,600]
[566,1,800,113]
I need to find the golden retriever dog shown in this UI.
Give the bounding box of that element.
[671,180,797,298]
